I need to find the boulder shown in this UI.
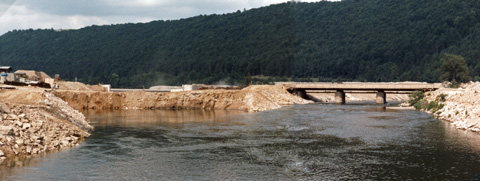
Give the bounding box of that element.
[15,139,24,145]
[0,103,10,113]
[15,121,22,127]
[22,123,31,130]
[0,126,13,135]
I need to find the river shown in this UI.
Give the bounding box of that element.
[1,103,480,180]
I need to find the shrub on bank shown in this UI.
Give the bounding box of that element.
[413,101,424,111]
[409,92,446,113]
[408,90,425,107]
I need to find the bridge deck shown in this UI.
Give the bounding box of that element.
[281,82,442,91]
[278,82,441,104]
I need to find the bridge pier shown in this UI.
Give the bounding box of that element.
[376,90,386,104]
[335,90,346,104]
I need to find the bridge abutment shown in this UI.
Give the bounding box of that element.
[293,89,308,100]
[335,90,346,104]
[376,90,386,104]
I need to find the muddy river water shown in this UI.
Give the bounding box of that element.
[1,103,480,180]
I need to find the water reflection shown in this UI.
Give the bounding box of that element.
[1,105,480,180]
[85,109,250,129]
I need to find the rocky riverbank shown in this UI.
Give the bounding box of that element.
[54,85,312,112]
[422,82,480,133]
[0,88,92,160]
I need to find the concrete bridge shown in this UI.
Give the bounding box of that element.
[279,82,442,104]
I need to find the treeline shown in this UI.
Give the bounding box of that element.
[1,0,480,88]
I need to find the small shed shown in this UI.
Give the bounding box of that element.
[0,66,12,73]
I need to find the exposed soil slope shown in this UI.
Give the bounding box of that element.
[54,85,313,112]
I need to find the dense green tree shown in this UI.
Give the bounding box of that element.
[439,54,471,83]
[0,0,479,87]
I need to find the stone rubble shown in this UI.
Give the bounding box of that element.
[0,90,92,161]
[423,81,480,133]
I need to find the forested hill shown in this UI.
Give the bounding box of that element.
[1,0,480,87]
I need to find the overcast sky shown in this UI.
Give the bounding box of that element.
[0,0,340,35]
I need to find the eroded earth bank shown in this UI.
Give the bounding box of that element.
[54,85,312,112]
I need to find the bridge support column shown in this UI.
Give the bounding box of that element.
[376,90,386,104]
[335,90,346,104]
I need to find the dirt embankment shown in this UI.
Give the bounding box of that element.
[424,82,480,133]
[53,81,104,91]
[54,85,312,112]
[0,88,92,159]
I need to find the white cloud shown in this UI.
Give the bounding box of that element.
[0,5,156,34]
[0,0,332,35]
[0,5,101,33]
[0,0,14,16]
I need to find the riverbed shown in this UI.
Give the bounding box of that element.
[1,103,480,180]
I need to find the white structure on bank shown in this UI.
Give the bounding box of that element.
[171,84,207,92]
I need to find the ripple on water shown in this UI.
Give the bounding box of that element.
[1,105,480,180]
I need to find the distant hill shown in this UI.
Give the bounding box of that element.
[1,0,480,88]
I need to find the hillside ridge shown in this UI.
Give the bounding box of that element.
[1,0,480,87]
